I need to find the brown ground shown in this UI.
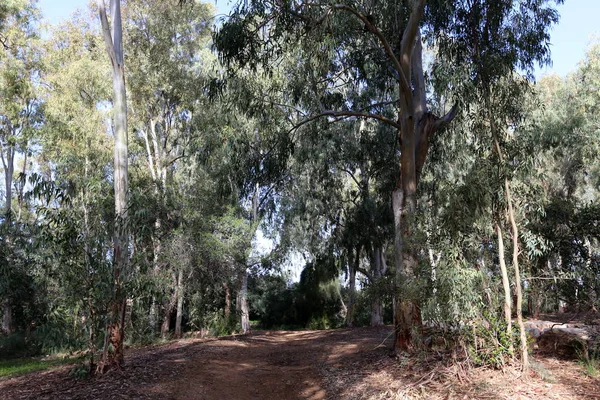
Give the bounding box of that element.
[1,326,599,400]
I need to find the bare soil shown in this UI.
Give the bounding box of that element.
[1,326,599,399]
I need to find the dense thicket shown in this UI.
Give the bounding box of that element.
[1,0,598,375]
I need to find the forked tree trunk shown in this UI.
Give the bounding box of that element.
[389,0,457,351]
[98,0,129,372]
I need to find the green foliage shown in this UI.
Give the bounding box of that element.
[248,262,346,330]
[248,273,298,329]
[463,313,518,369]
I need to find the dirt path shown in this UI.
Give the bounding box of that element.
[0,327,393,400]
[2,326,600,400]
[167,331,330,399]
[156,328,394,399]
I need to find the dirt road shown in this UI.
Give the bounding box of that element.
[0,327,393,400]
[3,326,600,400]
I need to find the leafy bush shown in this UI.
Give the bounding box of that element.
[463,312,519,369]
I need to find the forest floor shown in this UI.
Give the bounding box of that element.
[1,324,600,400]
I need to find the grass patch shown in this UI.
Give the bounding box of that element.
[579,357,600,377]
[0,356,80,378]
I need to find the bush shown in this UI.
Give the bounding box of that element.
[0,332,40,359]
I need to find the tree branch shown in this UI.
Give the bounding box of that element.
[355,266,373,282]
[434,103,459,130]
[400,0,426,70]
[343,168,361,188]
[97,0,117,67]
[329,4,411,99]
[411,30,427,120]
[292,109,402,134]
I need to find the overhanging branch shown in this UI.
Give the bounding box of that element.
[329,4,412,99]
[434,103,459,130]
[292,110,401,133]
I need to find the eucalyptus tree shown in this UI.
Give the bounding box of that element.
[0,0,41,335]
[216,0,561,351]
[96,0,129,371]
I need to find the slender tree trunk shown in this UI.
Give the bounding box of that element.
[239,271,250,334]
[237,183,259,334]
[161,271,177,339]
[496,223,513,343]
[224,282,231,320]
[1,301,13,334]
[16,145,27,222]
[505,179,528,371]
[149,221,161,333]
[175,269,184,338]
[370,246,384,326]
[346,247,359,327]
[1,144,14,335]
[98,0,128,371]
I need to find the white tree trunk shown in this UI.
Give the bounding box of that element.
[175,268,184,338]
[98,0,129,371]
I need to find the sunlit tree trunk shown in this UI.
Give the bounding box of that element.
[238,184,260,334]
[496,223,513,343]
[98,0,129,371]
[238,272,250,334]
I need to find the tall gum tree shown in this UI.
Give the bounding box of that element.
[97,0,129,371]
[216,0,561,351]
